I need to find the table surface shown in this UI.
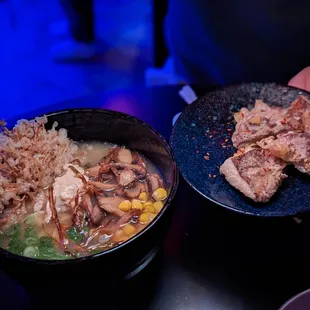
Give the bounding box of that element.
[2,85,310,310]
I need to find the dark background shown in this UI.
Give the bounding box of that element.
[1,1,310,309]
[0,0,168,120]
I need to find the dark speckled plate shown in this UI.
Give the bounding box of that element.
[171,83,310,217]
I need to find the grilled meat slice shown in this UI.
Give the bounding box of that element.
[232,100,287,148]
[257,132,310,174]
[232,96,310,148]
[220,147,287,202]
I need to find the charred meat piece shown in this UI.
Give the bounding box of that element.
[100,172,115,181]
[96,195,124,217]
[124,182,145,198]
[99,163,112,174]
[113,162,147,178]
[132,152,146,168]
[257,132,310,174]
[118,168,136,186]
[232,100,287,148]
[220,147,287,202]
[101,147,133,165]
[232,96,310,148]
[146,173,163,194]
[116,148,133,164]
[116,209,140,226]
[88,180,118,191]
[82,194,105,226]
[90,205,105,226]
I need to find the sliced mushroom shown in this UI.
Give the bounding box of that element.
[91,205,105,226]
[101,214,117,227]
[147,174,163,193]
[117,148,133,164]
[124,182,145,198]
[117,209,140,226]
[96,195,124,217]
[82,194,105,226]
[110,166,120,177]
[119,169,136,186]
[99,163,112,174]
[132,152,146,168]
[114,162,146,178]
[100,173,115,181]
[89,180,118,191]
[144,179,149,195]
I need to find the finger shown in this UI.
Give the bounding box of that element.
[288,66,310,92]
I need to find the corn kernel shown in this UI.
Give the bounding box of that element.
[119,200,132,212]
[122,224,136,236]
[139,213,149,223]
[139,192,148,202]
[145,205,156,214]
[112,229,125,242]
[132,199,143,210]
[153,201,164,212]
[143,200,153,208]
[152,188,168,201]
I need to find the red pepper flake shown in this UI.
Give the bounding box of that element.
[204,155,210,160]
[281,118,287,124]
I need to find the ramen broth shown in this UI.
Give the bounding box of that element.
[78,142,158,173]
[0,142,168,259]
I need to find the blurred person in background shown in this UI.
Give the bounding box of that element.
[164,0,310,86]
[51,0,96,61]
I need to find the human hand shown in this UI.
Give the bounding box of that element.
[288,67,310,92]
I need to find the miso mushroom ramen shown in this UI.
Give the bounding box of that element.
[0,117,168,259]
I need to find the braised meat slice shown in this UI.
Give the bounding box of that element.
[257,132,310,174]
[220,147,287,202]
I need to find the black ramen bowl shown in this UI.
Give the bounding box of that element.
[0,109,178,294]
